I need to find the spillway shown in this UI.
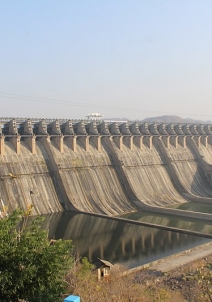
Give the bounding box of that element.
[48,138,134,215]
[0,140,62,214]
[0,118,212,217]
[167,144,212,197]
[113,139,186,206]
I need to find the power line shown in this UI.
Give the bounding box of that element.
[0,91,212,118]
[0,91,163,113]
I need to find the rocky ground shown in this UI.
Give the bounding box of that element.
[135,256,212,301]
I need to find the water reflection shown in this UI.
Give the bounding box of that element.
[122,211,212,234]
[169,201,212,214]
[41,211,211,269]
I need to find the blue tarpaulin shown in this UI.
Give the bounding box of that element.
[64,295,80,302]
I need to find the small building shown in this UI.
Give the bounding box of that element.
[86,113,103,121]
[92,258,113,281]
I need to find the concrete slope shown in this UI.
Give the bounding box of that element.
[44,138,135,216]
[187,138,212,186]
[166,144,212,198]
[0,141,63,215]
[110,139,186,207]
[198,144,212,165]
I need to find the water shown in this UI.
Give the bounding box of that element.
[121,210,212,234]
[42,210,212,269]
[168,201,212,214]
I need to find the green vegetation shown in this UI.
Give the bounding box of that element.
[2,208,212,301]
[0,208,73,302]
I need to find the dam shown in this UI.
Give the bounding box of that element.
[0,118,212,219]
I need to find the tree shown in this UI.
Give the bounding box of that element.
[0,208,73,302]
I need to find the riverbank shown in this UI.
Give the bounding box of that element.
[128,241,212,301]
[125,240,212,275]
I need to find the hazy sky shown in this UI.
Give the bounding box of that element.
[1,1,212,121]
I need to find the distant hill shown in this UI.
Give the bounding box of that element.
[141,115,212,124]
[103,115,212,124]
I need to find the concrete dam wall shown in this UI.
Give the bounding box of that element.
[0,118,212,216]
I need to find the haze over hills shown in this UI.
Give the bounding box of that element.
[141,115,212,124]
[104,115,212,124]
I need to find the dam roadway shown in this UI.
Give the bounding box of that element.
[0,117,212,232]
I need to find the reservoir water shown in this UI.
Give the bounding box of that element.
[42,210,212,269]
[168,202,212,214]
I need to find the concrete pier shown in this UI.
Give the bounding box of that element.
[10,136,21,154]
[78,136,89,151]
[124,136,133,150]
[0,136,5,155]
[143,135,152,149]
[90,136,101,152]
[193,136,201,148]
[161,136,170,149]
[201,136,208,147]
[178,135,186,148]
[113,136,123,150]
[134,136,143,150]
[25,135,36,154]
[53,135,64,153]
[170,136,178,148]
